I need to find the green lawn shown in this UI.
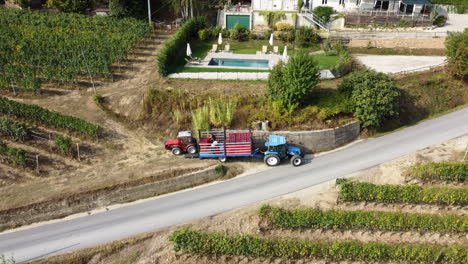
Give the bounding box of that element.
[176,39,335,73]
[190,39,321,56]
[311,53,339,69]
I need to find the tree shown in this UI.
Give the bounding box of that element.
[46,0,94,13]
[267,52,320,108]
[339,69,400,127]
[109,0,147,19]
[445,28,468,80]
[313,6,334,23]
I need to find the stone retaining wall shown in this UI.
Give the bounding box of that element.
[253,121,360,153]
[0,167,220,231]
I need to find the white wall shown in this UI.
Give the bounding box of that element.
[252,11,297,27]
[310,0,360,11]
[253,0,297,11]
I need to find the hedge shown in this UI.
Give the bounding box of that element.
[169,229,468,263]
[406,162,468,182]
[157,17,207,76]
[0,96,99,136]
[258,205,467,233]
[338,181,468,205]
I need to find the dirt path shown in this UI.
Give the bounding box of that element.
[0,30,217,211]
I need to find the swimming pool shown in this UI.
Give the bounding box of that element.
[208,58,269,68]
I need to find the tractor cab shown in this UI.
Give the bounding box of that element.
[264,135,303,167]
[165,131,198,155]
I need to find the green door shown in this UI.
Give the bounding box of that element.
[226,15,250,29]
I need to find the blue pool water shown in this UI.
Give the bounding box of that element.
[208,58,269,68]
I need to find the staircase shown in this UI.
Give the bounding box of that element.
[302,10,329,31]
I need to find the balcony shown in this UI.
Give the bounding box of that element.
[224,4,251,14]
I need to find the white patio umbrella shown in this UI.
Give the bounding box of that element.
[218,33,223,45]
[269,33,274,46]
[283,46,287,59]
[186,43,192,57]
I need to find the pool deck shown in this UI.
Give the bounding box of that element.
[170,51,336,80]
[186,51,284,70]
[168,69,336,80]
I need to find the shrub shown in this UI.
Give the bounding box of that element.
[221,27,230,38]
[331,42,352,77]
[0,117,31,141]
[46,0,94,13]
[338,69,400,127]
[259,11,286,27]
[406,162,468,182]
[275,22,293,31]
[0,140,27,166]
[267,52,320,108]
[157,17,207,76]
[8,147,27,166]
[295,27,319,48]
[313,6,334,23]
[263,29,273,40]
[230,23,249,41]
[169,229,468,263]
[212,26,222,37]
[338,181,468,205]
[258,205,467,233]
[433,15,447,27]
[54,135,73,156]
[198,28,212,41]
[445,29,468,80]
[284,31,295,42]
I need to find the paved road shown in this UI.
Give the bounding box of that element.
[1,107,468,263]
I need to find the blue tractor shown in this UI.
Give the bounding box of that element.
[263,135,303,167]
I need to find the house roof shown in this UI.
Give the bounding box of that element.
[402,0,433,5]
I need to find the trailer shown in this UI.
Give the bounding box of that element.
[197,129,303,166]
[198,129,263,162]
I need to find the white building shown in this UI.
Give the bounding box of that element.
[217,0,433,29]
[310,0,433,15]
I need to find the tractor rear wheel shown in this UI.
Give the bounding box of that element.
[291,155,302,167]
[264,155,280,167]
[171,147,182,155]
[187,146,197,154]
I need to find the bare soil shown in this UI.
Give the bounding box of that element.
[0,30,222,212]
[33,134,468,264]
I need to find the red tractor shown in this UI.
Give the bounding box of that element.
[165,131,198,155]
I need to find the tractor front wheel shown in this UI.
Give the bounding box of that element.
[187,146,197,154]
[264,155,280,167]
[171,147,182,155]
[291,155,302,167]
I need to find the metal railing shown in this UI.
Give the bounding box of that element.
[355,9,432,21]
[224,4,251,13]
[302,10,329,31]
